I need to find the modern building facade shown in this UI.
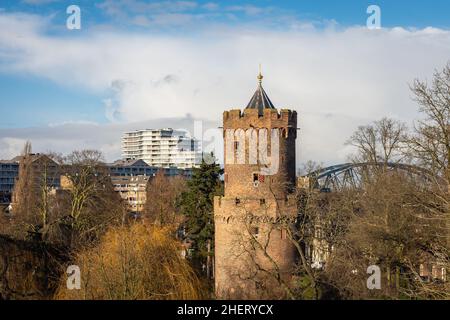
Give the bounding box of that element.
[107,159,193,178]
[109,159,159,176]
[214,72,298,299]
[0,160,19,203]
[12,153,61,189]
[108,159,192,212]
[111,175,149,213]
[121,128,200,169]
[11,153,61,211]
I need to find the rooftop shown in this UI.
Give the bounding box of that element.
[245,70,276,116]
[109,159,150,167]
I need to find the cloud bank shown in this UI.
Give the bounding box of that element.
[1,10,450,167]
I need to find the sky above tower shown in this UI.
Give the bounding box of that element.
[1,0,450,167]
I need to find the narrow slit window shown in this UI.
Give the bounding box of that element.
[250,226,259,238]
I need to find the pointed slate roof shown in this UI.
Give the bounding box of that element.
[245,71,276,115]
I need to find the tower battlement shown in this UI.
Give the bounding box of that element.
[214,71,299,299]
[223,109,297,128]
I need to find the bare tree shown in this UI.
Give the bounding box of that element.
[144,170,186,227]
[324,171,449,299]
[55,223,205,300]
[409,63,450,185]
[346,117,408,166]
[58,150,125,249]
[8,143,61,241]
[407,63,450,296]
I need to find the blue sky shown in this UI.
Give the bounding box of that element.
[3,0,450,30]
[0,0,449,163]
[3,0,450,27]
[1,0,450,128]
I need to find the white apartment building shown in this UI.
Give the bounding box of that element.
[121,128,201,169]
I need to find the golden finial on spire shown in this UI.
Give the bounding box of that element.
[257,63,263,84]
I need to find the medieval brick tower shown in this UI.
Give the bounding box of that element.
[214,71,298,299]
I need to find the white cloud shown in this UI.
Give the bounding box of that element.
[96,0,200,24]
[22,0,59,5]
[0,137,27,159]
[97,0,198,14]
[226,5,271,15]
[226,5,273,16]
[0,117,219,163]
[1,11,450,166]
[131,15,152,27]
[203,2,219,11]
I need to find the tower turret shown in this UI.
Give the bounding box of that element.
[214,71,298,299]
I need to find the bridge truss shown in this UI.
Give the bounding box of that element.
[303,162,438,192]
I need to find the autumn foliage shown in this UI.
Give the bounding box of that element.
[55,223,204,300]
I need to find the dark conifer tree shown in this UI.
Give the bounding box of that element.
[179,153,223,274]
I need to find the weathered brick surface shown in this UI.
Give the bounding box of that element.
[215,107,298,299]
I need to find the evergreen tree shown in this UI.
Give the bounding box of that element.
[179,154,223,273]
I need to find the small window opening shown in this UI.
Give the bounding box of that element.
[250,226,259,238]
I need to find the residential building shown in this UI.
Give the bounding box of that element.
[11,153,60,189]
[111,175,149,213]
[419,263,447,282]
[1,154,61,204]
[121,128,200,169]
[0,160,19,203]
[109,159,157,176]
[108,159,193,178]
[11,153,61,210]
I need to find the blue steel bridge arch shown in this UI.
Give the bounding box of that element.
[303,162,438,192]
